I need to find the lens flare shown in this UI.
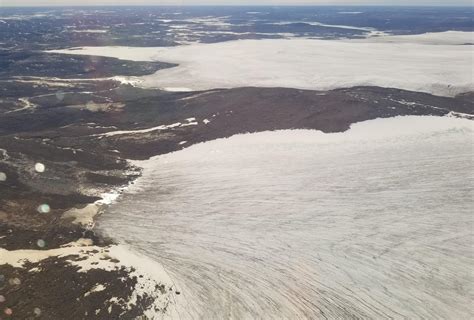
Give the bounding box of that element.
[37,239,46,248]
[34,163,45,173]
[37,204,50,214]
[33,307,42,316]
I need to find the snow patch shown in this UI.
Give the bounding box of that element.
[84,284,106,296]
[94,122,182,137]
[111,76,142,86]
[163,87,193,92]
[339,11,364,14]
[62,204,101,228]
[70,29,108,33]
[268,20,375,32]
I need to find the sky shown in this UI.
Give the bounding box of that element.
[1,0,472,6]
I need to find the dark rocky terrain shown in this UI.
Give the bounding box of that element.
[0,50,176,79]
[1,6,472,50]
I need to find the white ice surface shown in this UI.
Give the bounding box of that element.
[268,20,376,32]
[358,30,474,45]
[48,31,474,97]
[339,11,364,14]
[61,203,100,228]
[98,116,474,319]
[70,29,108,33]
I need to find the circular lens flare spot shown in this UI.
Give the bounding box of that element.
[37,204,50,214]
[36,239,46,248]
[33,307,41,316]
[34,163,45,173]
[55,91,65,101]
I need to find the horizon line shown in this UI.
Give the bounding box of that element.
[2,4,473,7]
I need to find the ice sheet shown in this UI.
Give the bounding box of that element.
[98,116,474,319]
[48,31,474,96]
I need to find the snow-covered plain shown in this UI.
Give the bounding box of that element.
[98,116,474,319]
[357,30,474,45]
[49,31,474,96]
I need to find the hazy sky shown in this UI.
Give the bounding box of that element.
[1,0,472,6]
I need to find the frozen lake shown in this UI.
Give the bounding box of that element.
[98,116,473,319]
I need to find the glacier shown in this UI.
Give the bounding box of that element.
[97,116,474,319]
